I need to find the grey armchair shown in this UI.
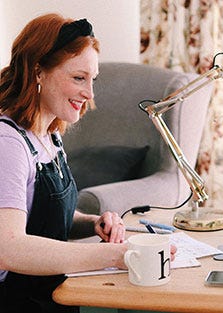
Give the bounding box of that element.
[63,62,212,217]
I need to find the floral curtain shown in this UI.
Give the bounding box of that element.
[140,0,223,209]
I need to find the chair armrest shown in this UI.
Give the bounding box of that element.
[77,170,191,217]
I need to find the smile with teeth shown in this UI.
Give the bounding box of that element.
[69,99,83,111]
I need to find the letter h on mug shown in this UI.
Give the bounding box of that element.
[158,250,170,280]
[124,233,170,286]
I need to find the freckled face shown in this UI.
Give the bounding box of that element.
[38,46,99,126]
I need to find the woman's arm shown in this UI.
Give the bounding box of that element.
[69,210,99,239]
[0,208,127,277]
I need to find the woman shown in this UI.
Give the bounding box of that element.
[0,13,176,313]
[0,13,127,313]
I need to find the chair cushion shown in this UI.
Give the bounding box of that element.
[68,145,149,190]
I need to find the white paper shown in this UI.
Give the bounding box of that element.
[170,232,222,269]
[66,267,127,277]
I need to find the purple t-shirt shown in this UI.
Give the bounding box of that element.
[0,116,62,282]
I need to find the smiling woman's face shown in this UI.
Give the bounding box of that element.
[37,45,99,130]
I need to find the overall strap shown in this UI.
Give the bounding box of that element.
[0,119,38,156]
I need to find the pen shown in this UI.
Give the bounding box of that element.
[145,223,157,233]
[125,226,172,234]
[139,219,176,232]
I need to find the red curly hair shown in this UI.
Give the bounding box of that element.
[0,13,99,134]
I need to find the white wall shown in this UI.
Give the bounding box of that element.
[0,0,140,68]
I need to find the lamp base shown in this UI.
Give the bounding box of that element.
[173,207,223,231]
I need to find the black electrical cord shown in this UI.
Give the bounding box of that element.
[120,190,193,219]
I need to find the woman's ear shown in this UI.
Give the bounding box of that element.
[35,63,42,83]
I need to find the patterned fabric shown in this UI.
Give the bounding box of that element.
[140,0,223,208]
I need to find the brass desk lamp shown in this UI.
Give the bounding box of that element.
[139,53,223,231]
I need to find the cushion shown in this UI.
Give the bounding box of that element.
[68,145,149,190]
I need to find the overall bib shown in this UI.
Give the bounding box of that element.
[0,119,79,313]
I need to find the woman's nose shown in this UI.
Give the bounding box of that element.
[81,81,94,100]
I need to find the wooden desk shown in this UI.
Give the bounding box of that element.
[53,209,223,313]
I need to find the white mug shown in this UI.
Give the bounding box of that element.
[124,233,170,286]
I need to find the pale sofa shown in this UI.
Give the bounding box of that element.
[63,62,213,217]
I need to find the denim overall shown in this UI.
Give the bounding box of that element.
[0,119,79,313]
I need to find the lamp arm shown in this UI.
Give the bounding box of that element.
[142,65,223,115]
[151,114,208,204]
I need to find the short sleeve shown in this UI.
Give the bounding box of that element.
[0,136,30,212]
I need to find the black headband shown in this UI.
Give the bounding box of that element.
[40,18,94,63]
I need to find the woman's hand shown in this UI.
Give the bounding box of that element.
[94,211,125,243]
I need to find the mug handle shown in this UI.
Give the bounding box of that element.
[124,250,141,282]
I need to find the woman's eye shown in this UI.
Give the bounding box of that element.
[74,76,85,82]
